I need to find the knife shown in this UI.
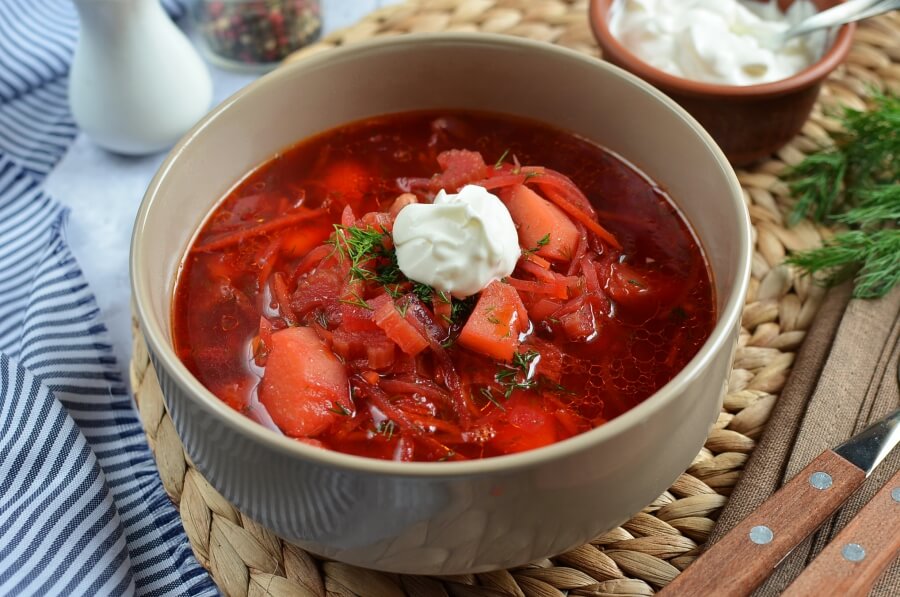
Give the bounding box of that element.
[658,407,900,597]
[782,465,900,596]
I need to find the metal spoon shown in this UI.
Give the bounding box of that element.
[780,0,900,42]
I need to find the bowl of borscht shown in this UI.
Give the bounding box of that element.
[131,34,751,574]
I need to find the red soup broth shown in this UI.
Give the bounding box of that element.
[173,110,716,462]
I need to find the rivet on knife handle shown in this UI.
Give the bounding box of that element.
[657,450,867,597]
[782,467,900,597]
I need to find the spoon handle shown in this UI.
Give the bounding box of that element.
[784,0,898,40]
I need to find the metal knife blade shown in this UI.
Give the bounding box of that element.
[834,407,900,475]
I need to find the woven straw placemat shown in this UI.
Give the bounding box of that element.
[129,3,900,595]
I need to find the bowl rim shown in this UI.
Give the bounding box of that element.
[588,0,856,99]
[131,32,752,478]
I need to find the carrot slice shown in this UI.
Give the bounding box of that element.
[193,209,326,252]
[458,281,527,361]
[538,184,621,249]
[524,252,551,269]
[504,184,579,261]
[506,276,568,300]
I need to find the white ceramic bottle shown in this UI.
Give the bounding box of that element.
[70,0,213,155]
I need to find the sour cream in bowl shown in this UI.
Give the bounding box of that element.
[590,0,856,165]
[608,0,827,86]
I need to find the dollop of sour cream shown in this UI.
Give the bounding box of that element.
[609,0,826,86]
[393,185,520,298]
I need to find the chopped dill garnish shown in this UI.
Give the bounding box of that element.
[541,377,575,395]
[313,310,330,329]
[339,291,371,310]
[486,315,501,325]
[395,300,410,317]
[450,296,477,326]
[328,224,392,281]
[783,92,900,298]
[376,419,396,440]
[524,171,542,181]
[494,148,511,169]
[412,282,434,303]
[437,450,456,462]
[480,387,507,411]
[329,402,351,416]
[523,233,551,255]
[495,350,540,398]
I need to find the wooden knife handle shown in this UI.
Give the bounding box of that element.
[658,450,866,597]
[782,467,900,597]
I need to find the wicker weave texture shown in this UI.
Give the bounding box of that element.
[130,2,900,595]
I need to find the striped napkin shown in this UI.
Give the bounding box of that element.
[0,1,217,595]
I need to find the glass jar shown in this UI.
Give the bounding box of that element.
[193,0,322,72]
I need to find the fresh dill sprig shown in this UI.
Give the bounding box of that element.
[787,230,900,299]
[329,224,392,282]
[783,92,900,298]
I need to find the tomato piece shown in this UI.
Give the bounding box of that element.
[366,342,396,370]
[490,397,558,455]
[560,302,598,342]
[506,276,568,300]
[324,161,370,202]
[370,294,429,356]
[504,184,579,261]
[526,337,564,382]
[259,327,350,438]
[291,256,346,317]
[458,281,527,362]
[527,298,562,322]
[432,149,488,192]
[340,302,379,332]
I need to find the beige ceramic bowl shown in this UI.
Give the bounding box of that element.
[131,34,751,575]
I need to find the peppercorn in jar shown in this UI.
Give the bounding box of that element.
[193,0,321,71]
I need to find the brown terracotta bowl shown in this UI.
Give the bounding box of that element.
[589,0,856,165]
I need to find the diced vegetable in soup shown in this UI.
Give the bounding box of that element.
[173,110,716,462]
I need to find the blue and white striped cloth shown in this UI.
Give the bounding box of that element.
[0,1,217,594]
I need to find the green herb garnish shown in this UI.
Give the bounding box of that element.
[784,93,899,298]
[437,450,456,462]
[494,148,511,169]
[479,387,507,411]
[329,224,393,282]
[495,350,540,398]
[412,282,435,303]
[339,291,371,310]
[376,419,396,440]
[523,233,551,255]
[329,402,351,416]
